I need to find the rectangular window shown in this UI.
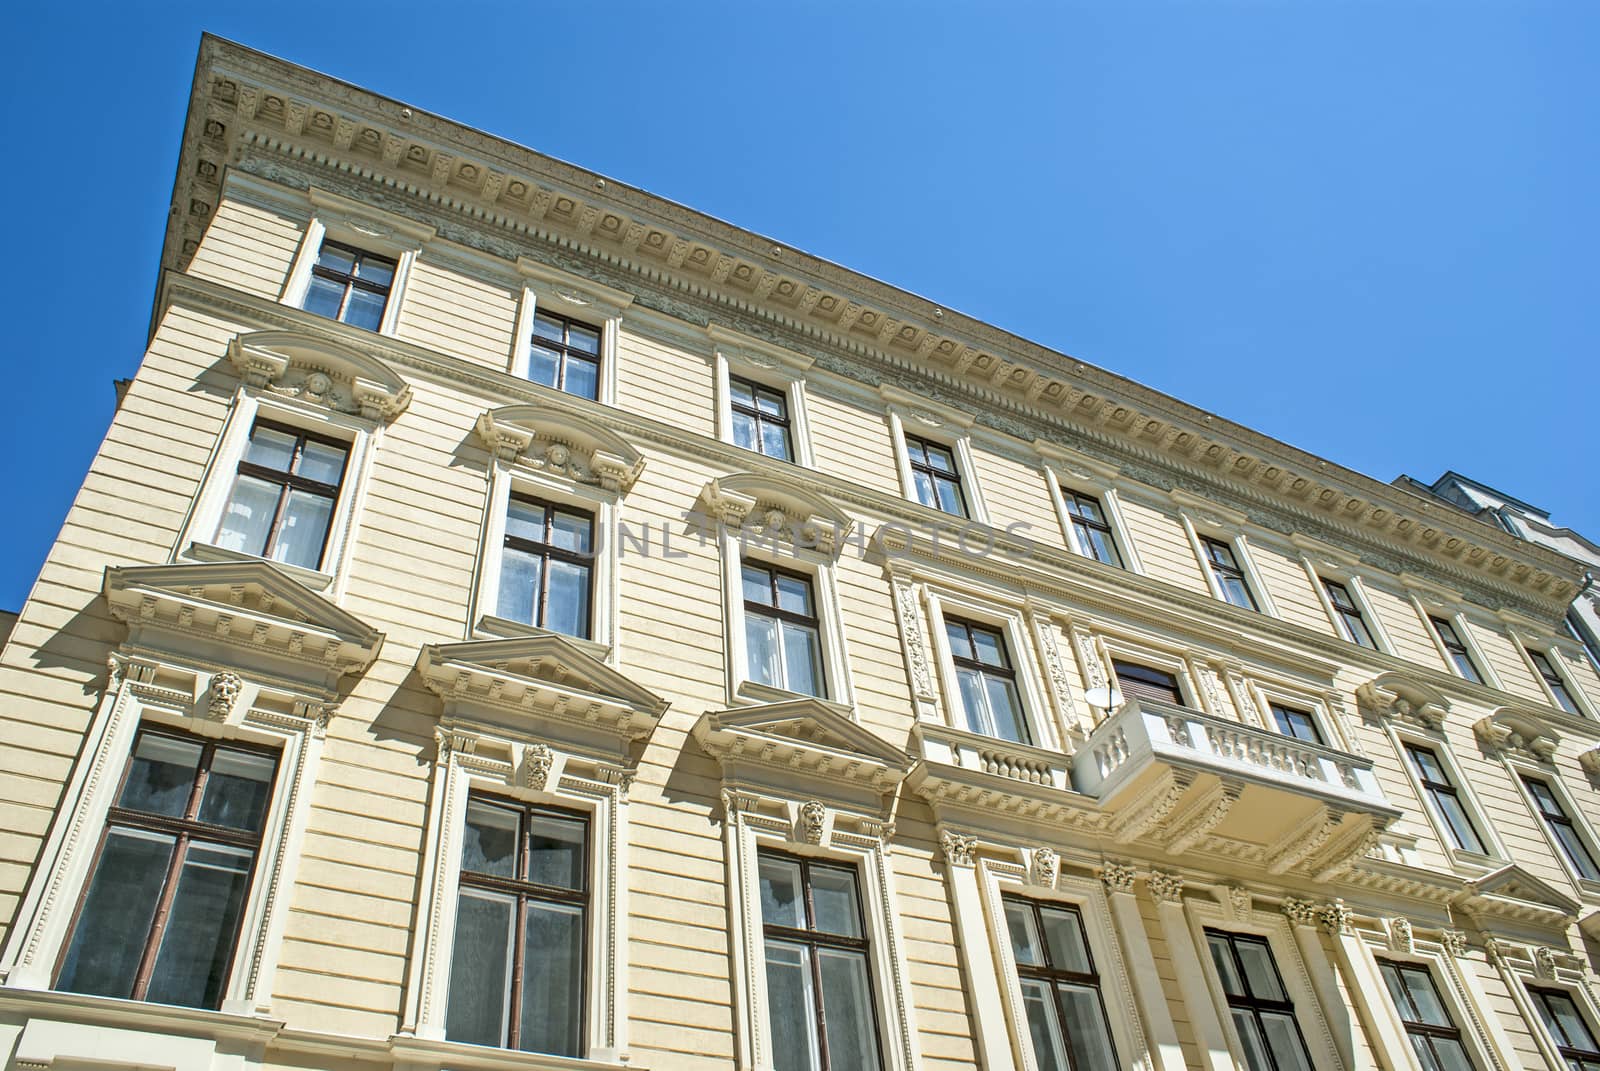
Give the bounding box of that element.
[214,420,349,572]
[1202,537,1259,610]
[1323,579,1377,649]
[1063,490,1123,568]
[730,376,794,462]
[445,796,587,1055]
[527,310,602,400]
[945,619,1029,744]
[301,240,395,331]
[743,562,826,698]
[1270,703,1324,746]
[1205,930,1315,1071]
[1430,617,1484,684]
[1527,649,1581,715]
[1113,661,1184,708]
[1530,987,1600,1071]
[1003,897,1119,1071]
[56,728,278,1010]
[904,434,967,517]
[1523,776,1600,881]
[758,851,883,1071]
[1377,960,1478,1071]
[1404,743,1487,855]
[498,495,595,639]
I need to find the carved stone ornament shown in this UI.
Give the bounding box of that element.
[938,829,977,868]
[1387,916,1414,954]
[475,404,645,494]
[1532,945,1559,980]
[522,743,554,791]
[1318,899,1354,936]
[1098,860,1135,894]
[1474,710,1559,762]
[228,332,412,423]
[798,800,827,845]
[1439,929,1469,958]
[208,671,243,720]
[892,579,935,701]
[1355,675,1448,730]
[1220,884,1253,921]
[1031,847,1061,889]
[1580,748,1600,777]
[1146,870,1184,903]
[1482,937,1508,967]
[1281,897,1318,928]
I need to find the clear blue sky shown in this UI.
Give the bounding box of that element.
[1,2,1594,611]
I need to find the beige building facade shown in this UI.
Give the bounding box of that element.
[2,35,1599,1071]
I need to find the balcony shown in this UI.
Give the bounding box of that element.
[1072,698,1400,877]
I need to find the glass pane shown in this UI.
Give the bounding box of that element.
[775,573,814,616]
[446,889,514,1047]
[197,748,275,832]
[215,474,281,556]
[1057,982,1118,1071]
[567,323,601,355]
[545,559,592,638]
[315,244,356,274]
[1235,938,1286,1001]
[912,470,939,510]
[745,613,781,688]
[505,499,547,542]
[1435,792,1487,854]
[732,411,759,451]
[244,426,298,470]
[550,509,592,554]
[497,546,542,625]
[1431,1036,1474,1071]
[342,288,387,331]
[730,379,755,407]
[1527,779,1559,813]
[756,388,787,417]
[520,901,584,1055]
[354,255,393,286]
[1380,962,1415,1021]
[819,948,881,1071]
[811,864,863,937]
[296,439,347,485]
[1068,496,1104,523]
[270,489,334,569]
[301,275,345,320]
[1451,650,1482,682]
[1555,824,1600,880]
[528,813,585,890]
[563,356,598,400]
[970,628,1007,668]
[1260,1011,1314,1071]
[1083,527,1120,566]
[57,827,175,998]
[759,855,805,928]
[760,419,792,461]
[923,444,956,473]
[903,438,928,466]
[1545,991,1597,1049]
[780,623,824,698]
[1005,901,1045,967]
[766,941,822,1071]
[983,675,1029,744]
[533,312,564,342]
[1221,576,1256,609]
[1409,1034,1445,1071]
[527,343,561,387]
[1408,747,1445,782]
[1231,1009,1275,1071]
[1208,934,1245,998]
[1021,977,1069,1071]
[934,475,966,516]
[145,842,253,1008]
[956,667,992,735]
[944,622,974,661]
[1402,966,1451,1027]
[1039,906,1091,974]
[743,563,773,606]
[119,734,203,816]
[461,799,520,877]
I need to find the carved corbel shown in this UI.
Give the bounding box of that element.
[1029,847,1060,889]
[1386,916,1414,953]
[1474,711,1558,762]
[1581,749,1600,777]
[474,411,535,462]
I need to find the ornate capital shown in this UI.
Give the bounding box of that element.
[1439,929,1469,958]
[1318,899,1354,936]
[938,829,977,868]
[1146,870,1184,903]
[1281,897,1318,928]
[1098,860,1135,894]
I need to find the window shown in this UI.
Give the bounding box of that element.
[1205,930,1315,1071]
[1404,743,1487,855]
[1003,897,1119,1071]
[497,495,595,639]
[1527,649,1581,715]
[1530,987,1600,1071]
[945,618,1029,744]
[1523,776,1600,881]
[526,310,602,400]
[1062,490,1123,568]
[1270,703,1323,745]
[1431,617,1484,684]
[758,851,883,1071]
[904,434,968,517]
[214,420,349,572]
[1324,579,1377,649]
[731,376,795,462]
[300,240,395,331]
[1113,661,1184,708]
[744,562,826,698]
[1567,612,1600,672]
[445,795,587,1055]
[56,728,277,1010]
[1377,960,1477,1071]
[1202,537,1259,611]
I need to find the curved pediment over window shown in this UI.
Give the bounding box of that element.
[1354,672,1451,729]
[1474,707,1560,762]
[474,403,645,494]
[698,472,855,556]
[228,330,412,422]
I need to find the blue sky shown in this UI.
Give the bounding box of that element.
[1,2,1594,611]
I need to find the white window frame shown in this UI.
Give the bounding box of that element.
[1170,491,1277,617]
[1035,441,1142,573]
[1095,637,1203,712]
[719,536,853,708]
[173,387,378,595]
[1409,595,1502,689]
[709,323,817,467]
[924,587,1059,750]
[1517,968,1600,1071]
[281,187,434,337]
[511,257,634,407]
[1390,726,1507,870]
[1507,760,1600,898]
[1251,681,1344,751]
[881,384,988,524]
[1314,571,1394,654]
[1515,637,1597,720]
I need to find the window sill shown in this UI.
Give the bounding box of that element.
[1445,849,1504,877]
[473,614,613,664]
[388,1035,645,1071]
[0,986,283,1046]
[181,542,334,592]
[735,678,853,716]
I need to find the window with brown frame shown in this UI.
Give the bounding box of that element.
[1523,776,1600,881]
[1377,960,1478,1071]
[743,560,826,698]
[730,376,794,461]
[758,849,883,1071]
[1112,660,1184,708]
[1404,743,1488,855]
[301,240,395,331]
[527,309,602,399]
[903,434,967,517]
[1003,896,1119,1071]
[1531,987,1600,1070]
[1202,536,1258,610]
[1430,617,1484,684]
[1062,490,1123,568]
[214,419,349,572]
[1526,648,1582,715]
[1322,579,1377,649]
[498,495,595,639]
[1269,703,1324,746]
[945,618,1030,744]
[55,727,279,1009]
[1205,929,1316,1071]
[445,795,588,1055]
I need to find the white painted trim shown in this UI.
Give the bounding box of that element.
[1250,679,1347,751]
[923,587,1059,750]
[280,188,434,339]
[1515,638,1599,720]
[1411,596,1504,689]
[1176,512,1276,617]
[510,258,632,406]
[1304,557,1393,654]
[883,407,989,525]
[1505,759,1600,900]
[1389,724,1509,869]
[1040,464,1143,573]
[710,332,817,469]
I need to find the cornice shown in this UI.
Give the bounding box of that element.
[161,37,1582,621]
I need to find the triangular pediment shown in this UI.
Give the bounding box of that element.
[228,330,411,422]
[104,561,384,679]
[1457,863,1579,928]
[694,699,911,794]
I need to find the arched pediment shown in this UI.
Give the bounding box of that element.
[474,404,645,494]
[1355,672,1450,729]
[1474,707,1560,761]
[228,331,412,422]
[698,472,854,555]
